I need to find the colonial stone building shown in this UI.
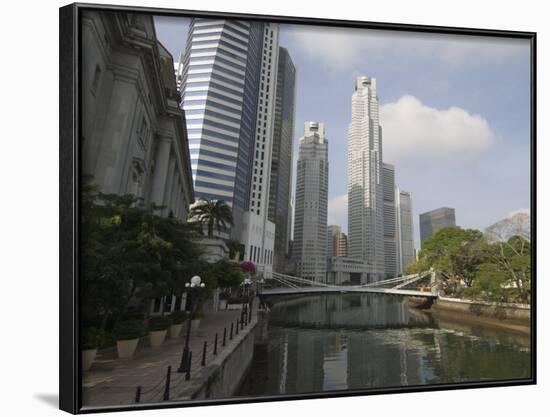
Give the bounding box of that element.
[81,11,194,221]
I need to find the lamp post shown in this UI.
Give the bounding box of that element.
[177,275,205,373]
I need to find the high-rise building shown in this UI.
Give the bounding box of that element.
[348,76,385,281]
[293,122,329,282]
[395,189,415,275]
[328,225,348,257]
[178,18,264,230]
[269,47,296,272]
[419,207,456,245]
[240,23,279,275]
[382,163,398,278]
[178,19,280,274]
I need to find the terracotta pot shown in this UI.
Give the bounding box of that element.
[169,323,183,339]
[82,348,97,371]
[149,329,167,347]
[116,338,139,358]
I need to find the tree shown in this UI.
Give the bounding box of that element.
[81,183,165,329]
[208,259,245,289]
[80,182,206,328]
[225,239,245,261]
[468,236,531,303]
[189,198,233,238]
[405,257,430,275]
[419,227,486,296]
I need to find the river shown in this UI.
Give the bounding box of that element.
[238,293,531,396]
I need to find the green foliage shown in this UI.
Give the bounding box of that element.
[209,259,245,288]
[81,327,104,350]
[405,258,430,275]
[189,198,234,238]
[225,239,245,261]
[113,319,146,341]
[169,310,188,324]
[80,181,205,329]
[419,227,486,295]
[419,226,531,304]
[148,316,172,331]
[466,236,531,303]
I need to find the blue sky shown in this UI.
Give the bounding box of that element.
[154,16,531,246]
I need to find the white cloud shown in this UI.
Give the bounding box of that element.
[381,95,494,164]
[328,194,348,231]
[285,24,528,74]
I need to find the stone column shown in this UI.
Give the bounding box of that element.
[149,136,171,210]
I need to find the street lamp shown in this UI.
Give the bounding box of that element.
[177,275,205,373]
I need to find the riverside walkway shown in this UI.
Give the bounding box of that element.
[82,306,256,408]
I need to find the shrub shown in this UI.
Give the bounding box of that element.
[148,316,172,331]
[81,327,103,350]
[113,319,146,341]
[170,310,188,325]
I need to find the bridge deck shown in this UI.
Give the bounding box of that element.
[261,286,437,297]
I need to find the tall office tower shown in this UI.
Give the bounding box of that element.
[419,207,456,245]
[269,47,296,273]
[178,19,281,273]
[328,225,348,257]
[395,189,415,275]
[293,122,329,282]
[240,23,280,274]
[348,76,385,281]
[382,163,398,278]
[178,18,264,237]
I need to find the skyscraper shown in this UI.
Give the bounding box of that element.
[395,189,415,275]
[178,18,264,233]
[293,122,329,282]
[269,47,296,272]
[419,207,456,245]
[178,19,281,273]
[240,23,279,274]
[328,225,348,257]
[382,163,398,278]
[348,76,385,281]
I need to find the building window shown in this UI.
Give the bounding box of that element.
[91,64,102,96]
[137,116,148,150]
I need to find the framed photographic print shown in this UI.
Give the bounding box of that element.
[59,2,536,413]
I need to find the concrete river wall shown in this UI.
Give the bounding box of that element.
[174,312,263,401]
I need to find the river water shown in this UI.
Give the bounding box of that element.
[238,293,531,396]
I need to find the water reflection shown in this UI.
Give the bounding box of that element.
[239,294,530,396]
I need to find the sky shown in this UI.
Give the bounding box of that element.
[154,16,531,247]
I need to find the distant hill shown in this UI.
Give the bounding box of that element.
[485,212,530,243]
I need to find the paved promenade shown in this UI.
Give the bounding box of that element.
[82,307,254,408]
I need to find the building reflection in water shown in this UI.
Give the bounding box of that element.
[238,294,530,397]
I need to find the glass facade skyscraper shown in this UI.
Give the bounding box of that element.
[269,47,296,272]
[178,19,264,213]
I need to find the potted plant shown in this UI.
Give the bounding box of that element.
[113,319,145,359]
[168,311,187,339]
[148,316,171,347]
[81,327,103,371]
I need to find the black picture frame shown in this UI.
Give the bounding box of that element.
[60,2,537,414]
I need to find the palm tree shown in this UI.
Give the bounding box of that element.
[189,198,233,238]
